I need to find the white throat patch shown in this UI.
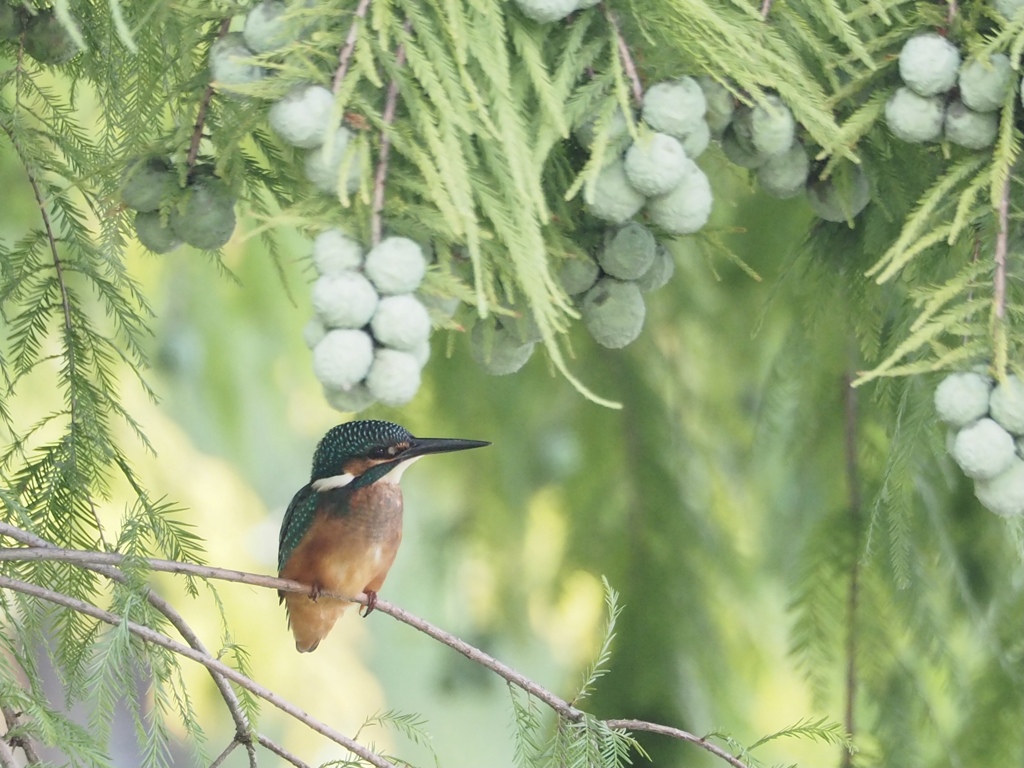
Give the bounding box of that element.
[310,456,422,492]
[382,455,422,484]
[311,473,355,492]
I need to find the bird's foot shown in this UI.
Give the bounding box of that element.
[308,583,323,602]
[359,590,378,617]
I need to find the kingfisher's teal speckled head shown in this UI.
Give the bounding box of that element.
[309,419,489,490]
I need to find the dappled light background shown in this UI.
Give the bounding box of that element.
[48,143,850,768]
[7,108,1016,766]
[6,0,1024,765]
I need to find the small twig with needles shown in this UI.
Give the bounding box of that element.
[0,120,108,550]
[187,18,232,170]
[991,174,1011,376]
[371,26,409,246]
[994,175,1010,324]
[332,0,372,94]
[602,6,643,105]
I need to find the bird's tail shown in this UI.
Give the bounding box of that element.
[284,592,351,652]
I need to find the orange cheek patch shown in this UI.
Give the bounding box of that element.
[342,457,377,476]
[342,455,403,477]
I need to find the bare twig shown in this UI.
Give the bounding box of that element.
[605,720,750,768]
[602,7,643,105]
[0,732,17,768]
[371,31,408,245]
[0,573,398,768]
[332,0,372,94]
[995,175,1010,322]
[383,598,583,719]
[209,739,239,768]
[992,175,1011,376]
[0,534,307,594]
[0,524,752,768]
[187,18,232,170]
[947,0,958,25]
[760,0,773,19]
[1,704,42,765]
[257,734,312,768]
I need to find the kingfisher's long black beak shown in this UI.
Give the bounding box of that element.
[404,436,490,460]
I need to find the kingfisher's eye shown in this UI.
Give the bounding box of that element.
[370,442,408,460]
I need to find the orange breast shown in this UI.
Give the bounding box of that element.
[279,484,404,652]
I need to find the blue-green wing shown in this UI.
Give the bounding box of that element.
[278,484,318,572]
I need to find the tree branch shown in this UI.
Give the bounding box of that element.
[332,0,372,94]
[602,6,643,105]
[371,30,408,246]
[1,702,43,768]
[605,720,750,768]
[256,734,311,768]
[383,596,583,719]
[0,120,108,550]
[0,572,398,768]
[2,689,44,765]
[209,739,239,768]
[994,174,1010,323]
[0,522,752,768]
[187,18,232,170]
[0,731,17,768]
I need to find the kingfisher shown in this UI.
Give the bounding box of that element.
[278,419,489,652]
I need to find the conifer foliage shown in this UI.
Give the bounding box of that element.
[2,0,1024,766]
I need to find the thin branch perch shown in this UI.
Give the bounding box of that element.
[0,572,398,768]
[0,523,258,768]
[209,739,239,768]
[0,732,17,768]
[604,720,751,768]
[0,521,751,768]
[257,735,312,768]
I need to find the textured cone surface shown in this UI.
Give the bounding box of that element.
[134,211,181,254]
[121,156,175,213]
[581,278,646,349]
[934,371,992,428]
[23,10,80,64]
[170,179,237,250]
[0,5,23,41]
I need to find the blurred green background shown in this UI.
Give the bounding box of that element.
[76,150,834,767]
[5,106,1016,767]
